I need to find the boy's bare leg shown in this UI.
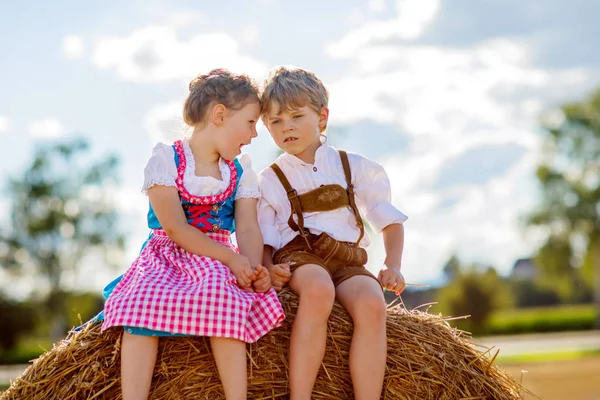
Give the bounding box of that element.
[209,337,248,400]
[288,264,336,400]
[336,276,387,400]
[121,331,159,400]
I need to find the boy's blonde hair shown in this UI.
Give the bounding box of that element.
[261,66,329,132]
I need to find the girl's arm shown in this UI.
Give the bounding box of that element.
[234,197,264,266]
[257,188,292,290]
[148,185,237,262]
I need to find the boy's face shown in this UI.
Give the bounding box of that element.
[264,103,329,163]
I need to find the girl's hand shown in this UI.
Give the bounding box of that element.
[378,267,406,295]
[227,253,257,290]
[266,263,292,291]
[252,265,271,293]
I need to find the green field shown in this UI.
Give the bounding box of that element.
[487,304,595,335]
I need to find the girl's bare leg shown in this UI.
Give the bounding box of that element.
[210,337,248,400]
[288,264,336,400]
[121,331,159,400]
[336,276,387,400]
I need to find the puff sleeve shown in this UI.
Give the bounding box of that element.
[235,154,261,200]
[141,143,177,194]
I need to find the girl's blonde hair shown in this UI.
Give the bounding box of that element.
[183,68,260,126]
[261,66,329,132]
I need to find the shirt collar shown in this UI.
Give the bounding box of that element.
[280,135,330,166]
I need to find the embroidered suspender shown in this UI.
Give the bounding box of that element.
[270,163,309,247]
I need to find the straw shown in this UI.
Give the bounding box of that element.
[1,290,532,399]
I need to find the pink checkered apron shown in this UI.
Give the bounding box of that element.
[101,229,284,342]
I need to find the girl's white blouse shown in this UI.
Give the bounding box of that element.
[141,140,260,200]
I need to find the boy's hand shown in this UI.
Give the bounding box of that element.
[266,263,292,291]
[252,265,272,293]
[378,267,406,295]
[227,253,257,291]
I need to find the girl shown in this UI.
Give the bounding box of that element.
[101,68,284,400]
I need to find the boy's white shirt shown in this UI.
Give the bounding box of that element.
[258,136,407,250]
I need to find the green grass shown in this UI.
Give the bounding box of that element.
[496,348,600,364]
[488,304,596,335]
[0,336,52,365]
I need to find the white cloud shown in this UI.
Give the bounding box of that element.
[62,35,85,59]
[93,25,267,83]
[143,101,188,144]
[165,11,206,29]
[366,142,545,283]
[0,115,8,132]
[368,0,387,13]
[28,118,65,138]
[327,0,441,57]
[327,39,590,144]
[324,18,599,280]
[239,26,260,45]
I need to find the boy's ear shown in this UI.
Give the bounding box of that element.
[212,104,227,126]
[318,107,329,132]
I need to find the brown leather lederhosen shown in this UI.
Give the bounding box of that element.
[271,150,379,287]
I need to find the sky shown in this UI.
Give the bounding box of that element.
[1,0,599,293]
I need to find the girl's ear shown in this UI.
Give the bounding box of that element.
[318,107,329,133]
[212,104,227,126]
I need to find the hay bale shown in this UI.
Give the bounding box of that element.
[2,290,526,399]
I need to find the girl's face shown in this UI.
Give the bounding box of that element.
[217,102,260,161]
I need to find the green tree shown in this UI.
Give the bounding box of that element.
[529,88,600,326]
[437,260,512,336]
[0,138,125,336]
[532,236,591,303]
[442,254,461,281]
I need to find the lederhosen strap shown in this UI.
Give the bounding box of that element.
[339,150,365,246]
[270,163,312,249]
[270,150,366,248]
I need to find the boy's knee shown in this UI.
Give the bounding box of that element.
[354,293,387,327]
[300,279,335,313]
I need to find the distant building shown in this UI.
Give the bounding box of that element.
[510,258,538,280]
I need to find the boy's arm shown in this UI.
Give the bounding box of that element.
[234,197,264,267]
[379,223,406,294]
[382,223,404,269]
[349,154,408,293]
[262,244,275,267]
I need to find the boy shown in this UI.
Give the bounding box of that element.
[258,66,408,400]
